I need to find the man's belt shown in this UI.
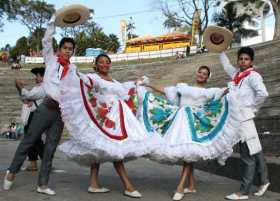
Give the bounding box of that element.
[43,97,60,110]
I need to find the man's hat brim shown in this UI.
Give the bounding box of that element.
[55,4,90,27]
[31,67,45,76]
[203,26,233,53]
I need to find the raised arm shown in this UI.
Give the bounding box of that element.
[42,14,56,64]
[219,52,238,78]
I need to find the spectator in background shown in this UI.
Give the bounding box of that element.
[201,45,206,53]
[186,46,191,56]
[4,122,17,140]
[11,58,22,70]
[176,51,184,60]
[15,67,46,171]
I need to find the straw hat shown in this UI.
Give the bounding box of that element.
[55,4,90,27]
[203,26,233,53]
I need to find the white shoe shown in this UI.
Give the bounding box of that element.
[172,192,184,201]
[36,187,56,195]
[183,188,196,194]
[254,182,270,197]
[217,157,226,166]
[225,193,249,200]
[88,186,110,193]
[3,171,14,190]
[124,190,142,198]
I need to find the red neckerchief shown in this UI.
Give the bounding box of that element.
[57,54,70,80]
[233,67,256,85]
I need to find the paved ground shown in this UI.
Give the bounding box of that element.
[0,140,279,201]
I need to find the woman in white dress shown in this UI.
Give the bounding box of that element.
[140,66,241,200]
[58,54,158,198]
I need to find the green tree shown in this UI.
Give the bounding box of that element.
[4,44,11,51]
[163,12,182,31]
[158,0,216,44]
[107,34,120,53]
[216,0,280,39]
[15,0,55,52]
[212,2,258,44]
[60,9,95,38]
[74,32,89,56]
[60,8,120,54]
[28,27,45,52]
[62,16,120,55]
[126,17,137,39]
[9,36,29,59]
[73,22,108,55]
[0,0,25,30]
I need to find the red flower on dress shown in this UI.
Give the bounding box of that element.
[97,107,109,120]
[104,119,115,128]
[125,99,136,114]
[128,88,135,96]
[90,96,97,107]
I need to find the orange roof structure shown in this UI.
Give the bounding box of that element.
[127,32,192,45]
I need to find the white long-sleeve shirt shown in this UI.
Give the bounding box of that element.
[219,52,268,121]
[21,83,46,111]
[42,15,77,101]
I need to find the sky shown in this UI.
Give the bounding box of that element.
[0,0,166,48]
[0,0,275,48]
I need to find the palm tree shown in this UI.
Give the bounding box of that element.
[163,12,182,32]
[216,0,280,39]
[126,17,137,40]
[212,2,258,45]
[107,34,120,53]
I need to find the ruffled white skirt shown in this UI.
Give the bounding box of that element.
[58,72,161,165]
[137,88,242,165]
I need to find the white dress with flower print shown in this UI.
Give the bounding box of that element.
[137,83,241,164]
[58,71,160,165]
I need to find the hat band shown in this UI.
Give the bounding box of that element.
[63,13,81,24]
[210,33,224,45]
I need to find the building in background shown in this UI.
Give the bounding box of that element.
[85,48,105,57]
[125,32,192,53]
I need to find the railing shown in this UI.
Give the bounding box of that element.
[24,46,198,64]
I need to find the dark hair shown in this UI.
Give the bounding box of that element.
[59,37,76,49]
[238,46,254,61]
[198,65,211,78]
[31,67,45,77]
[37,70,45,77]
[95,54,111,65]
[38,71,45,77]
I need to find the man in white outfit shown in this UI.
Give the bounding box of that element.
[219,47,270,200]
[3,15,76,195]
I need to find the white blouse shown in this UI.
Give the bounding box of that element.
[78,72,134,105]
[164,83,225,107]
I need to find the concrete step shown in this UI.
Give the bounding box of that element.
[196,152,280,193]
[256,116,280,133]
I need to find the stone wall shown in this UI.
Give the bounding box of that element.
[1,39,279,152]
